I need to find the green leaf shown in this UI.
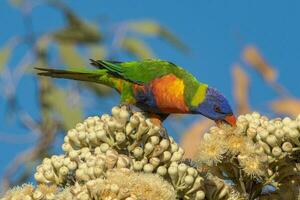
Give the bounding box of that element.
[52,5,101,44]
[128,20,161,36]
[45,86,83,130]
[128,20,189,53]
[89,45,107,60]
[121,37,154,60]
[58,43,86,67]
[0,42,13,72]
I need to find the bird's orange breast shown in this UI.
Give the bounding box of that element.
[150,74,188,113]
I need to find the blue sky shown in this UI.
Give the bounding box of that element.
[1,0,300,184]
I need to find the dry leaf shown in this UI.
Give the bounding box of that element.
[232,64,250,115]
[180,119,213,159]
[271,98,300,118]
[243,45,277,83]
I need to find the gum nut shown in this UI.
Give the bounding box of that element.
[130,115,140,126]
[108,118,116,128]
[94,167,103,177]
[149,136,160,145]
[184,175,195,185]
[247,127,257,138]
[187,167,198,177]
[168,166,178,176]
[133,161,143,171]
[171,143,179,153]
[203,133,211,141]
[149,157,160,167]
[272,146,282,157]
[274,121,283,129]
[252,112,261,119]
[297,114,300,121]
[119,109,130,121]
[267,124,276,133]
[282,142,293,152]
[87,131,97,140]
[100,143,110,153]
[67,162,77,171]
[96,129,107,139]
[283,117,292,125]
[44,170,54,180]
[258,128,269,139]
[53,159,63,169]
[75,123,85,132]
[116,132,126,143]
[170,162,179,167]
[195,190,205,200]
[288,129,299,138]
[274,129,285,139]
[78,131,86,141]
[112,106,121,117]
[289,121,298,129]
[34,172,45,183]
[68,129,77,139]
[63,157,71,166]
[117,156,131,168]
[33,190,44,200]
[161,151,172,162]
[178,163,188,173]
[266,135,277,147]
[59,166,69,176]
[110,184,120,193]
[144,143,154,153]
[143,163,154,173]
[133,147,144,158]
[160,139,170,150]
[62,143,72,152]
[86,117,95,127]
[69,150,79,160]
[157,166,167,176]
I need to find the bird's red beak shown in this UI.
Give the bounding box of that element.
[224,114,236,127]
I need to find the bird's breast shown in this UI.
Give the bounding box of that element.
[133,74,189,113]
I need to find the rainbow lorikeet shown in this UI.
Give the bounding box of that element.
[36,59,236,126]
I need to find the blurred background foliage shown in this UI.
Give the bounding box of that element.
[1,0,300,194]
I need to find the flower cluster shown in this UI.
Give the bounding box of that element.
[3,105,227,200]
[4,106,300,200]
[197,112,300,199]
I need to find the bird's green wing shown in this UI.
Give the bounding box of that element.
[90,59,180,84]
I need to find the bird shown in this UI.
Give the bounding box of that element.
[36,59,236,126]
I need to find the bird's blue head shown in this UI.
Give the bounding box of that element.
[196,87,236,126]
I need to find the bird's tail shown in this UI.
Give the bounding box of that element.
[35,67,119,90]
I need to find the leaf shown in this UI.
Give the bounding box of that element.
[58,43,85,67]
[128,20,189,53]
[45,87,83,130]
[242,45,277,83]
[271,98,300,118]
[52,4,101,44]
[121,37,154,59]
[89,45,107,60]
[0,42,13,73]
[232,64,250,115]
[180,119,213,159]
[9,0,23,7]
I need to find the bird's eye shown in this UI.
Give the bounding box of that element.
[214,106,221,113]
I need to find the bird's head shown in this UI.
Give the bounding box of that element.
[195,87,236,126]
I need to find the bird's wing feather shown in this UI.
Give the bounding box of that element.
[90,59,179,84]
